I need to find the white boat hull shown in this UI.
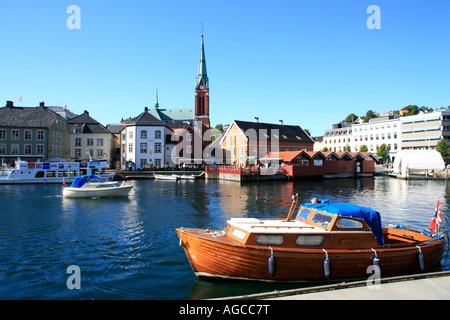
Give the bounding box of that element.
[62,184,133,198]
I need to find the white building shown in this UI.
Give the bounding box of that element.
[120,108,166,170]
[351,115,401,161]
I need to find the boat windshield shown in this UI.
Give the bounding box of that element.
[71,174,102,188]
[301,202,384,246]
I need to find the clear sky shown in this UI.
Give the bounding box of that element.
[1,0,449,136]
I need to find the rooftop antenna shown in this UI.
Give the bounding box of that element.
[201,22,204,36]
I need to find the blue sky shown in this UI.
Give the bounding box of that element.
[1,0,449,136]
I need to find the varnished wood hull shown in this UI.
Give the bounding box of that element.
[176,228,446,282]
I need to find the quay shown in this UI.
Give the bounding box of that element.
[214,271,450,300]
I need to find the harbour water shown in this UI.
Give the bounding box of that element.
[0,177,448,300]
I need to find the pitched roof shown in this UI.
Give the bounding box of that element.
[149,108,195,122]
[232,120,314,144]
[0,106,65,128]
[126,110,165,126]
[68,111,111,134]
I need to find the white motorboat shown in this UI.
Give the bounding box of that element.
[62,174,133,198]
[179,174,197,180]
[153,174,180,181]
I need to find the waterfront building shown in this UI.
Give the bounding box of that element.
[400,108,450,150]
[68,110,118,167]
[351,115,401,162]
[0,101,70,164]
[219,118,314,167]
[323,123,353,152]
[120,107,166,170]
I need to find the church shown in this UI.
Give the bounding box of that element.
[148,34,211,129]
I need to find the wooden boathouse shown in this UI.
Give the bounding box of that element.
[262,150,377,179]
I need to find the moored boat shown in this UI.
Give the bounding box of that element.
[153,174,180,181]
[0,159,114,184]
[176,194,446,282]
[62,174,133,198]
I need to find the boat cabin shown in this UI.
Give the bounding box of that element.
[223,202,384,249]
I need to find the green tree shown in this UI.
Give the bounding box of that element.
[402,105,419,116]
[214,124,224,133]
[436,139,450,158]
[359,145,368,152]
[376,143,390,164]
[321,146,329,152]
[363,110,377,123]
[344,113,359,123]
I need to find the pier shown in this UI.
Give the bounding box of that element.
[214,271,450,300]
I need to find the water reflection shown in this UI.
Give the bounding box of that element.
[0,177,448,299]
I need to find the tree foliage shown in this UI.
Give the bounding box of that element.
[376,143,390,163]
[436,139,450,158]
[359,145,368,152]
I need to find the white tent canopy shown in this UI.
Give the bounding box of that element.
[393,150,445,176]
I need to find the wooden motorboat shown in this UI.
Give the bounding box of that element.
[62,174,133,198]
[176,194,446,282]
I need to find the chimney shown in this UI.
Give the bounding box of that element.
[84,110,89,115]
[279,120,283,125]
[254,117,259,123]
[6,101,13,108]
[145,107,148,112]
[39,101,45,107]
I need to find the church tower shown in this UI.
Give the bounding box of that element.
[195,34,210,128]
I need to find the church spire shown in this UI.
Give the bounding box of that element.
[196,32,208,89]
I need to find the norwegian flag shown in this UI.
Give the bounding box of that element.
[430,198,443,233]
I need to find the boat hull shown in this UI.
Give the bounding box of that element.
[62,185,133,198]
[176,228,446,282]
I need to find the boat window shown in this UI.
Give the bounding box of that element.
[231,228,247,240]
[69,170,78,177]
[58,171,68,177]
[311,213,333,228]
[295,235,325,246]
[224,224,230,232]
[35,171,45,178]
[336,218,364,229]
[256,235,284,245]
[46,171,56,178]
[297,209,311,221]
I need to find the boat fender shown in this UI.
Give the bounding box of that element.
[416,246,425,272]
[371,248,381,269]
[268,247,276,277]
[323,249,331,280]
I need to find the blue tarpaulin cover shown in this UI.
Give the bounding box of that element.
[301,202,384,246]
[70,174,101,188]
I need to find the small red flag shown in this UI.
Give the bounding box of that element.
[19,97,22,101]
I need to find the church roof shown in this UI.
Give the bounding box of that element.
[195,35,209,89]
[149,107,195,122]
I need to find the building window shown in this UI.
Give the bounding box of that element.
[141,130,147,139]
[97,138,103,146]
[129,131,133,139]
[24,144,32,155]
[155,130,162,139]
[37,145,44,155]
[0,129,6,140]
[75,149,81,158]
[37,130,45,141]
[128,143,133,153]
[0,144,5,154]
[187,145,193,154]
[140,143,147,153]
[155,143,161,153]
[87,138,94,146]
[75,138,82,147]
[12,129,19,140]
[24,130,32,140]
[96,149,103,157]
[11,144,19,155]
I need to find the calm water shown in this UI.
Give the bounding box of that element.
[0,177,448,300]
